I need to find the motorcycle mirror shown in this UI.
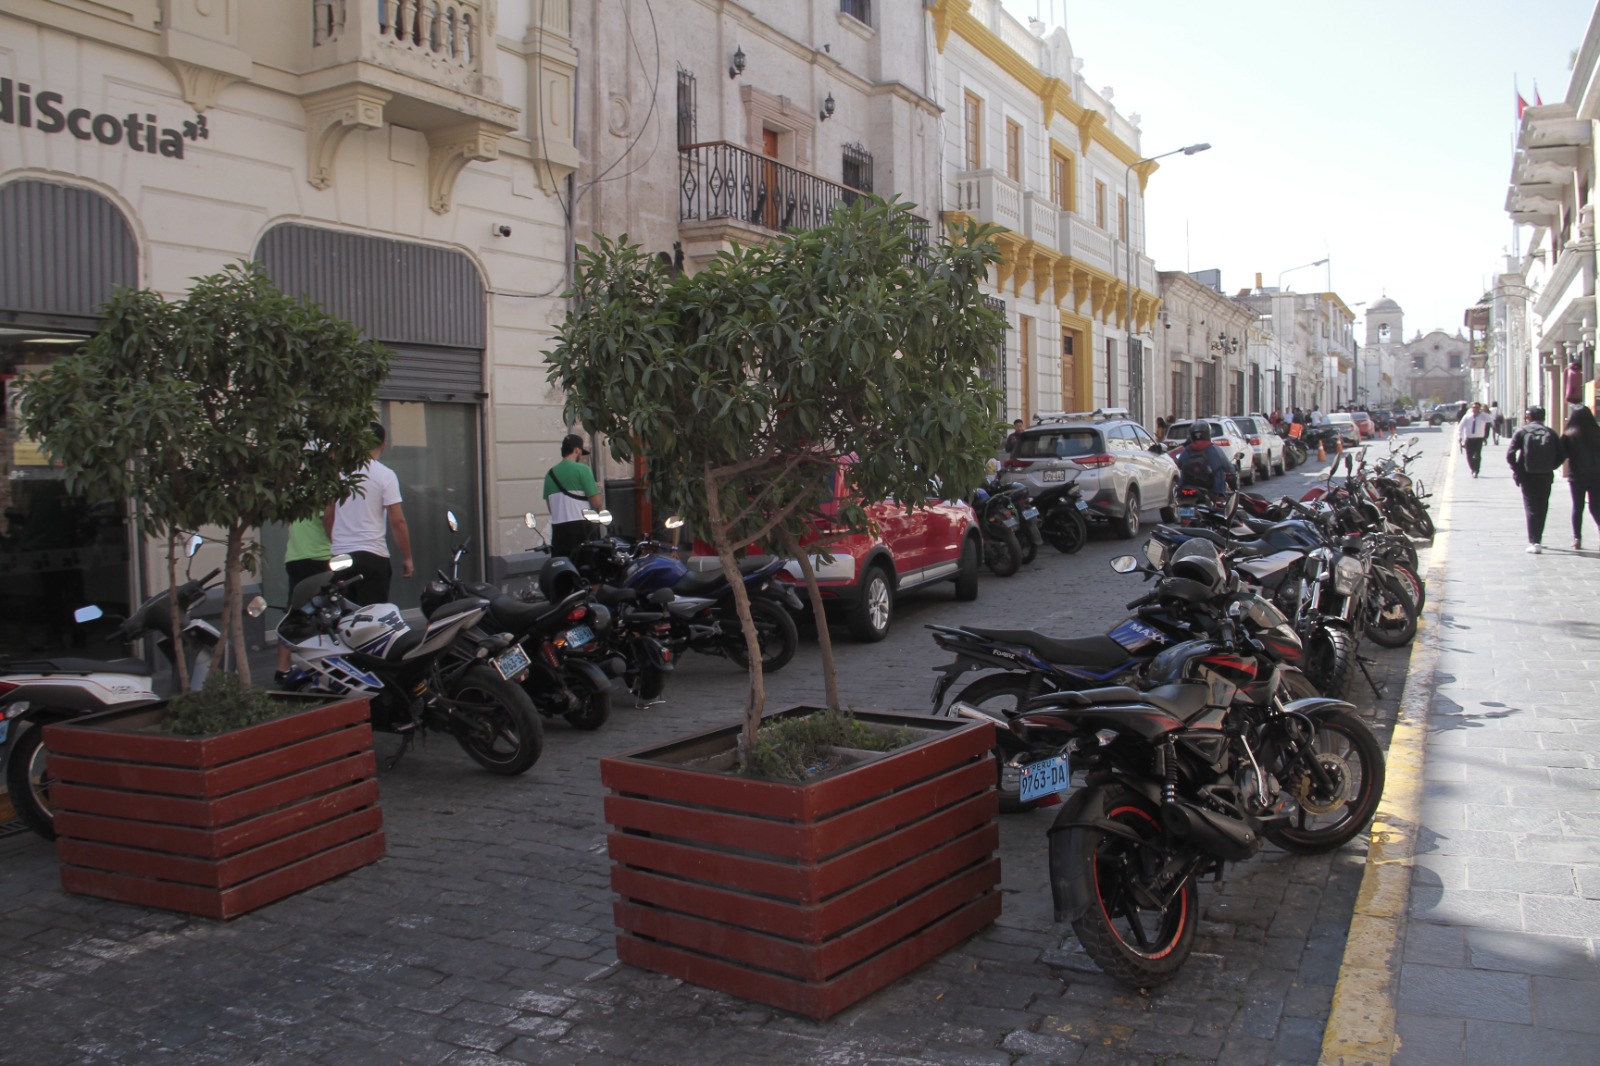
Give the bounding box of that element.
[245,595,268,618]
[663,515,685,530]
[186,533,203,558]
[1109,555,1140,574]
[74,605,104,624]
[523,512,536,529]
[447,510,459,532]
[1149,442,1165,454]
[328,554,354,572]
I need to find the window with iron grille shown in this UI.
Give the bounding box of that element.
[676,67,697,149]
[840,0,872,25]
[842,142,873,193]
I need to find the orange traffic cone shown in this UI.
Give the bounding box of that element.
[1317,439,1326,461]
[1335,437,1344,455]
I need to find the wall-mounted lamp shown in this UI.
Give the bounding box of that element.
[819,92,835,122]
[729,45,746,80]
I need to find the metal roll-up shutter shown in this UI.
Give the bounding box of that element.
[257,224,486,397]
[0,180,138,328]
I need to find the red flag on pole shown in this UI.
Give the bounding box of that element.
[1517,91,1530,117]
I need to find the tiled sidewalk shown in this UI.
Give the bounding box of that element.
[1391,430,1600,1065]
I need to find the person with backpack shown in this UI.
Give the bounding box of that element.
[1506,406,1565,554]
[545,433,603,557]
[1176,422,1236,497]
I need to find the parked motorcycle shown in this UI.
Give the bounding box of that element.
[1,534,221,838]
[421,512,616,731]
[970,465,1027,577]
[953,551,1384,987]
[1033,479,1090,555]
[567,514,802,673]
[277,556,544,774]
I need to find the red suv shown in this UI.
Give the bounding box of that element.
[698,463,982,642]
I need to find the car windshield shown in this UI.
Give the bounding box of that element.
[1234,417,1260,433]
[1330,413,1354,424]
[1017,428,1099,459]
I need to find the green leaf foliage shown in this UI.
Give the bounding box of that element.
[160,671,294,736]
[742,707,911,781]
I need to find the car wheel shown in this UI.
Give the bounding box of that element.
[1159,485,1177,525]
[847,564,894,642]
[1115,487,1140,540]
[954,535,980,600]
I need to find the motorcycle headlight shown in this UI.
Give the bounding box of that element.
[1333,555,1364,595]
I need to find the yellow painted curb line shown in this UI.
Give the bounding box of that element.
[1318,432,1457,1066]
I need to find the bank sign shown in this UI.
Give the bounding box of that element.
[1,79,208,158]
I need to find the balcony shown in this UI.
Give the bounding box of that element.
[954,169,1025,234]
[302,0,520,210]
[677,142,924,260]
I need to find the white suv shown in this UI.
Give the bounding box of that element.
[1230,415,1285,479]
[1162,417,1254,486]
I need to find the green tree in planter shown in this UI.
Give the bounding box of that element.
[17,262,388,689]
[547,197,1005,756]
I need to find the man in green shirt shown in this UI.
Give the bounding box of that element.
[275,515,330,683]
[544,434,602,557]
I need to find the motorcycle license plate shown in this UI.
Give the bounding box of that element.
[492,642,531,680]
[1019,753,1072,803]
[1075,498,1089,511]
[1021,507,1040,521]
[563,625,595,649]
[1002,515,1019,529]
[1178,506,1196,519]
[1043,470,1066,483]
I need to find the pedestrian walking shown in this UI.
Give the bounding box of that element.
[545,433,603,557]
[1458,401,1492,478]
[275,513,330,685]
[1489,401,1504,443]
[327,421,413,604]
[1561,403,1600,550]
[1506,405,1564,554]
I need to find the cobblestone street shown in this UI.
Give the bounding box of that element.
[0,435,1450,1066]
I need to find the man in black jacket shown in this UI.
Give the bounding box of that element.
[1507,406,1564,554]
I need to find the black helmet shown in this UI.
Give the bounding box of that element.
[539,555,585,602]
[1169,538,1226,593]
[1188,422,1212,442]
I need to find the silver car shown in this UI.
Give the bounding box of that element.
[1001,410,1179,539]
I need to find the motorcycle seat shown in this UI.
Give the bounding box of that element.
[487,594,565,631]
[6,657,153,677]
[963,629,1131,671]
[1141,683,1211,720]
[672,570,730,597]
[595,585,638,606]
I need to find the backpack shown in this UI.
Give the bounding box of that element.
[1521,424,1562,475]
[1178,444,1216,489]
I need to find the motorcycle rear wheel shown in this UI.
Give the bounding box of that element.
[1042,508,1088,554]
[631,663,669,702]
[562,681,611,731]
[1363,572,1418,648]
[1265,710,1385,854]
[983,527,1022,577]
[1071,785,1198,988]
[722,598,799,673]
[451,666,544,775]
[4,724,57,839]
[1019,526,1038,566]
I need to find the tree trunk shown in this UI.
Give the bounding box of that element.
[166,531,191,694]
[777,528,838,712]
[226,522,251,688]
[705,464,764,760]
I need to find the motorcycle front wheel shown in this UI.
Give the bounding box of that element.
[4,724,58,839]
[1303,625,1356,700]
[450,665,545,775]
[1265,710,1385,854]
[1072,784,1199,987]
[1363,572,1418,648]
[982,527,1022,577]
[721,597,799,673]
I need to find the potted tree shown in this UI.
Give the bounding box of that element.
[547,198,1010,1017]
[16,263,392,919]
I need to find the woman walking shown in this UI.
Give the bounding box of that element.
[1563,404,1600,550]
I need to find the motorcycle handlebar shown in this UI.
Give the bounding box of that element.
[1125,592,1158,610]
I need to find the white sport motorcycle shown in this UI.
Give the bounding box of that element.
[275,555,544,775]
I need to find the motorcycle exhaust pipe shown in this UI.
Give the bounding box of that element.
[1161,800,1261,862]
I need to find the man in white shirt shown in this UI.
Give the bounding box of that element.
[1457,401,1493,478]
[326,421,414,605]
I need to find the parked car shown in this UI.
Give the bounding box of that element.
[1326,412,1362,447]
[1428,401,1469,425]
[1163,417,1254,486]
[1000,409,1179,539]
[1349,410,1377,438]
[760,460,983,642]
[1230,414,1285,479]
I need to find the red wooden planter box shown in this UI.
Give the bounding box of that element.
[43,694,385,920]
[600,707,1000,1019]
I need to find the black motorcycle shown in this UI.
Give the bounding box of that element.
[970,476,1026,577]
[1032,479,1090,554]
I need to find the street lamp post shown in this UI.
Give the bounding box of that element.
[1123,141,1210,424]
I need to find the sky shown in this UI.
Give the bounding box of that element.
[999,0,1594,339]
